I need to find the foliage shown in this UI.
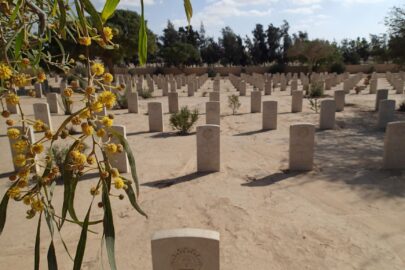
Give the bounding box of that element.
[0,1,192,270]
[268,63,286,74]
[115,92,128,109]
[308,82,324,98]
[398,101,405,112]
[207,68,217,78]
[308,98,321,114]
[138,88,153,99]
[228,95,241,115]
[329,62,346,74]
[60,94,73,115]
[169,106,199,135]
[219,27,250,66]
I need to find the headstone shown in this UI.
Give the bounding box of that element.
[375,89,389,111]
[291,79,298,92]
[46,93,61,114]
[250,91,262,113]
[151,228,220,270]
[209,92,220,102]
[127,92,139,113]
[8,126,35,172]
[107,125,129,173]
[168,92,179,113]
[291,91,303,113]
[148,102,163,132]
[334,90,345,112]
[33,103,53,131]
[162,81,169,96]
[197,125,220,172]
[377,100,396,129]
[396,79,404,94]
[264,80,272,95]
[319,99,336,130]
[383,121,405,169]
[289,123,315,171]
[239,80,246,96]
[188,82,195,97]
[369,79,377,94]
[206,102,220,126]
[34,83,43,98]
[262,101,277,130]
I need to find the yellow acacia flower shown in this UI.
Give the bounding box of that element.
[105,143,117,154]
[70,150,87,165]
[103,73,113,83]
[96,128,106,138]
[45,130,53,139]
[13,140,28,153]
[31,199,44,212]
[63,87,73,97]
[33,120,44,132]
[113,177,125,189]
[91,101,104,113]
[21,58,30,66]
[7,187,21,199]
[79,36,92,46]
[87,156,96,165]
[6,93,19,105]
[18,168,29,178]
[101,116,113,127]
[111,168,119,178]
[81,123,94,136]
[79,109,91,119]
[12,73,29,87]
[23,196,32,205]
[37,72,46,83]
[14,154,27,167]
[7,128,20,139]
[97,91,116,109]
[85,86,95,95]
[32,143,44,154]
[91,62,105,76]
[103,27,113,41]
[17,178,28,188]
[0,63,12,80]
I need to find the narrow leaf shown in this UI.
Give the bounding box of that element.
[47,241,58,270]
[57,0,66,33]
[184,0,193,25]
[35,213,42,270]
[138,0,148,65]
[102,180,117,270]
[101,0,120,23]
[123,181,147,218]
[10,0,23,23]
[0,192,10,235]
[81,0,103,33]
[73,203,92,270]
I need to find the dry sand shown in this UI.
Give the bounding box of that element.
[0,75,405,269]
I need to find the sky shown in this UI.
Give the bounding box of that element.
[94,0,404,42]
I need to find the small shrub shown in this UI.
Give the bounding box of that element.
[399,101,405,112]
[308,82,324,98]
[268,63,286,74]
[207,68,216,78]
[367,66,375,74]
[308,98,320,113]
[329,62,346,74]
[228,94,241,115]
[115,92,128,109]
[138,88,153,99]
[60,95,73,115]
[153,66,165,75]
[170,106,199,135]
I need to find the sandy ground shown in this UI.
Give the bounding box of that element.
[0,75,405,270]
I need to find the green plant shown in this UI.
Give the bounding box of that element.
[115,92,128,109]
[60,94,73,115]
[228,94,241,115]
[138,88,153,99]
[308,82,324,98]
[308,98,321,113]
[207,68,216,78]
[399,101,405,112]
[170,106,199,135]
[329,62,346,74]
[153,66,165,75]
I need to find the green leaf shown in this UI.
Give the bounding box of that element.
[0,192,10,235]
[14,30,24,59]
[57,0,66,33]
[81,0,104,34]
[73,203,92,270]
[35,213,42,270]
[10,0,23,23]
[138,0,148,65]
[101,0,120,23]
[47,241,58,270]
[102,180,117,270]
[184,0,193,25]
[123,181,147,218]
[110,130,139,195]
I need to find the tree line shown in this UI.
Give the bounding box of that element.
[47,6,405,72]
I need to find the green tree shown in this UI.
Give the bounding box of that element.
[251,24,268,64]
[385,6,405,65]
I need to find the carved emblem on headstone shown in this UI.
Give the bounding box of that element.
[171,247,203,270]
